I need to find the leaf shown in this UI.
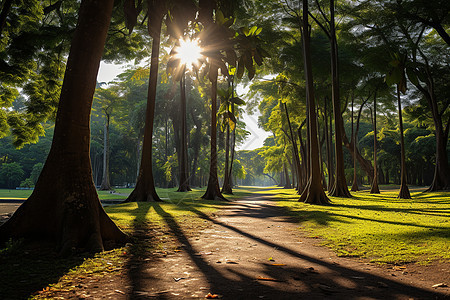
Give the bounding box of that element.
[218,103,227,115]
[255,27,262,35]
[254,49,263,66]
[240,26,249,36]
[230,97,245,105]
[256,276,282,282]
[229,118,236,131]
[406,68,419,86]
[249,26,258,36]
[205,293,220,299]
[215,10,225,25]
[236,59,245,79]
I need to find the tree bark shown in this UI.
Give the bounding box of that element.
[350,96,359,192]
[0,0,126,253]
[202,78,226,200]
[298,0,330,205]
[100,113,112,190]
[370,92,380,193]
[177,73,191,192]
[396,87,411,199]
[328,0,351,198]
[125,7,163,202]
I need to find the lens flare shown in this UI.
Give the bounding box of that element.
[175,38,203,68]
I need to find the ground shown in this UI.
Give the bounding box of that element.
[1,190,449,299]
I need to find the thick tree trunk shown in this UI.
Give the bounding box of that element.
[100,114,112,190]
[177,73,191,192]
[202,79,226,200]
[328,0,351,198]
[125,11,163,202]
[298,0,330,205]
[0,0,126,253]
[397,87,411,199]
[370,93,380,193]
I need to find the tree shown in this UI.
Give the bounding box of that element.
[386,53,411,199]
[0,162,24,189]
[125,1,166,202]
[0,0,126,253]
[298,0,330,205]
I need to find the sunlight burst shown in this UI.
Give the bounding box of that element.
[175,38,203,69]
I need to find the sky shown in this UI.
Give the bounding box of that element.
[97,62,270,150]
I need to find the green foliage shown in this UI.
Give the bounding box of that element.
[0,162,25,189]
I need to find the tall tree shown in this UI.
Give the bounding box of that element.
[125,1,165,202]
[370,91,380,193]
[298,0,330,205]
[0,0,126,253]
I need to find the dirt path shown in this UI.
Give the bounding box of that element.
[81,192,448,300]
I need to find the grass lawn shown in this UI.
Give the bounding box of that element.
[267,186,450,264]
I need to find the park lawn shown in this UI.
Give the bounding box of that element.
[0,187,253,299]
[269,186,450,264]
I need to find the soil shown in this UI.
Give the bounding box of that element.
[8,193,450,299]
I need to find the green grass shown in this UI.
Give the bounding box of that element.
[269,186,450,264]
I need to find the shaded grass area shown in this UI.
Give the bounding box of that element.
[0,187,251,299]
[268,186,450,264]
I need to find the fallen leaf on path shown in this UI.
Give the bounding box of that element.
[256,276,283,282]
[268,257,275,261]
[432,283,448,288]
[173,277,186,282]
[205,292,220,298]
[114,290,125,295]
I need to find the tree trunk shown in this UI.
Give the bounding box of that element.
[177,73,191,192]
[350,96,359,192]
[283,162,291,189]
[298,0,330,205]
[125,9,163,202]
[328,0,351,198]
[100,114,112,190]
[221,118,233,194]
[283,102,302,192]
[396,87,411,199]
[0,0,126,254]
[202,78,226,200]
[324,97,332,191]
[370,92,380,193]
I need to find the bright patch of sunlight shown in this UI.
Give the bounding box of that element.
[175,38,203,69]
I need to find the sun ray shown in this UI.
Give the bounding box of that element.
[175,38,203,69]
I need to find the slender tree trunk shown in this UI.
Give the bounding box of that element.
[0,0,126,253]
[397,87,411,199]
[328,0,351,198]
[125,9,163,202]
[177,73,191,192]
[370,92,380,193]
[283,161,291,189]
[297,124,307,192]
[222,119,233,194]
[202,79,226,200]
[100,114,112,190]
[324,97,332,191]
[283,102,302,192]
[350,97,359,191]
[299,0,330,205]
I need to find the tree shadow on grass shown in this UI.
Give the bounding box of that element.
[151,203,447,299]
[0,242,88,299]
